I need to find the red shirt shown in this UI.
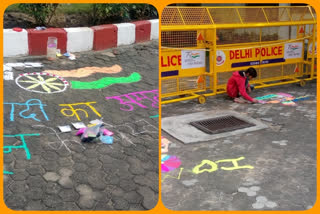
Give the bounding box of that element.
[226,71,254,102]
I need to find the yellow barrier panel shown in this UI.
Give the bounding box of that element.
[161,6,317,104]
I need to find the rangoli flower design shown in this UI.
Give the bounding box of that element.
[15,72,69,94]
[161,154,181,173]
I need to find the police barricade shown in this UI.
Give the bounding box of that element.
[161,6,317,104]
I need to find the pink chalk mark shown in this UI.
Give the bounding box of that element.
[102,128,113,136]
[76,128,86,136]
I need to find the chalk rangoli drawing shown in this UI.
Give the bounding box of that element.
[256,93,297,105]
[106,89,159,111]
[4,71,14,80]
[59,102,101,121]
[161,137,171,153]
[32,125,84,153]
[4,99,49,122]
[150,114,159,118]
[3,171,14,175]
[3,133,40,174]
[161,154,181,172]
[70,72,141,89]
[44,65,123,78]
[15,72,69,94]
[162,157,254,182]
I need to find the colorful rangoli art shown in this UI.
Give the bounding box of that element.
[161,154,181,173]
[255,93,309,106]
[15,72,69,94]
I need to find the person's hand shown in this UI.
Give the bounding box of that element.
[247,86,252,93]
[252,99,259,103]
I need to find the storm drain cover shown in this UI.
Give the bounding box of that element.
[190,115,255,135]
[162,110,268,144]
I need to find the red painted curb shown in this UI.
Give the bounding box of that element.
[132,20,151,43]
[27,28,67,55]
[91,24,118,51]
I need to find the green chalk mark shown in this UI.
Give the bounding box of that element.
[150,114,159,118]
[71,72,141,89]
[4,170,14,175]
[255,94,278,100]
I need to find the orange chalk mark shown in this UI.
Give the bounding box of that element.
[45,65,122,78]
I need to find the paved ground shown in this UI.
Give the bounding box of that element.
[161,81,316,210]
[3,41,159,210]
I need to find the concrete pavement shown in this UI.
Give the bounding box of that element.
[161,81,316,210]
[3,41,159,210]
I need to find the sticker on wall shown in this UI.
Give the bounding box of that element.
[216,50,226,66]
[181,50,205,69]
[284,42,303,59]
[308,42,317,55]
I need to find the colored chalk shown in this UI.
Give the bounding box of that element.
[70,72,141,89]
[102,128,113,136]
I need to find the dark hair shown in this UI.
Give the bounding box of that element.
[245,67,257,78]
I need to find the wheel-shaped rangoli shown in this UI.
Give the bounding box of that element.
[15,72,69,94]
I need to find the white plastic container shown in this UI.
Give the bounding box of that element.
[47,37,57,60]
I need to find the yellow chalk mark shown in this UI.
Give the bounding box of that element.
[26,83,40,89]
[162,167,184,182]
[59,102,101,121]
[41,83,51,93]
[192,160,218,174]
[37,75,44,82]
[215,157,254,170]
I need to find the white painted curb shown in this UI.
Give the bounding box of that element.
[3,19,158,57]
[115,23,136,46]
[65,27,94,53]
[3,29,29,57]
[149,19,159,40]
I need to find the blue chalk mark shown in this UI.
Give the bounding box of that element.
[149,114,159,118]
[3,171,14,175]
[4,99,49,121]
[3,133,40,160]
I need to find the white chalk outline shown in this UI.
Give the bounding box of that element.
[15,72,69,94]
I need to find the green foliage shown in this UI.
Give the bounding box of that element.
[18,3,59,26]
[128,4,158,21]
[89,4,158,25]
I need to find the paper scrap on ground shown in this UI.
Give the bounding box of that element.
[5,62,43,68]
[58,125,72,132]
[44,65,122,78]
[4,65,12,72]
[4,72,14,80]
[72,122,86,129]
[90,119,102,124]
[70,72,141,89]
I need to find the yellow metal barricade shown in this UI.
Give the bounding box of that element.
[161,6,317,104]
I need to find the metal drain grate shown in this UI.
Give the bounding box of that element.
[190,115,255,134]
